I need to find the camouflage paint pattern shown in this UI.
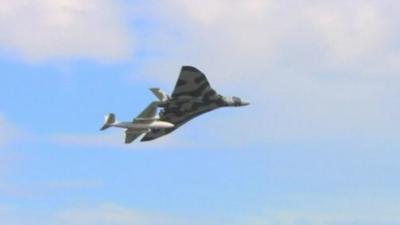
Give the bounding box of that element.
[141,66,246,142]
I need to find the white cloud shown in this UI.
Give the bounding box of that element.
[0,116,42,199]
[0,114,30,198]
[238,193,400,225]
[242,209,400,225]
[1,198,400,225]
[304,1,389,62]
[142,0,280,82]
[0,114,20,147]
[56,204,185,225]
[0,203,204,225]
[0,0,133,62]
[145,0,395,74]
[46,179,100,190]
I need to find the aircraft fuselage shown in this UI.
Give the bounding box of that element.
[158,95,249,109]
[111,121,174,130]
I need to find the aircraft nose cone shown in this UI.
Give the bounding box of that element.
[241,101,250,106]
[165,122,175,128]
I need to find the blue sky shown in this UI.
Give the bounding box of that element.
[1,0,400,224]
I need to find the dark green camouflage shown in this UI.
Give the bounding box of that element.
[141,66,249,142]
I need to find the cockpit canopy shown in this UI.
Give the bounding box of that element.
[223,96,249,106]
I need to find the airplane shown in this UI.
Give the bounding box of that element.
[140,65,249,142]
[100,102,174,144]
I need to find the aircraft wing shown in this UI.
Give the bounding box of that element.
[125,130,144,144]
[140,101,221,141]
[171,66,218,99]
[141,66,222,141]
[134,101,158,121]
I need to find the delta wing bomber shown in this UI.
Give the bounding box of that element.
[141,66,249,142]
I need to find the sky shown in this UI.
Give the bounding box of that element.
[0,0,400,224]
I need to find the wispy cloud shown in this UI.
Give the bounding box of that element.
[238,193,400,225]
[142,0,396,73]
[304,1,389,62]
[46,179,101,190]
[0,113,29,197]
[56,204,187,225]
[241,209,400,225]
[0,203,205,225]
[1,198,400,225]
[139,0,399,76]
[0,0,133,62]
[0,114,21,147]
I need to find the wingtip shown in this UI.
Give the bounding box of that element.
[181,65,200,72]
[140,137,151,142]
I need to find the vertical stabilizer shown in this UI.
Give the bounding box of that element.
[100,113,116,130]
[150,88,170,102]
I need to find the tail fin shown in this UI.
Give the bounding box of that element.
[100,113,116,131]
[150,88,170,102]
